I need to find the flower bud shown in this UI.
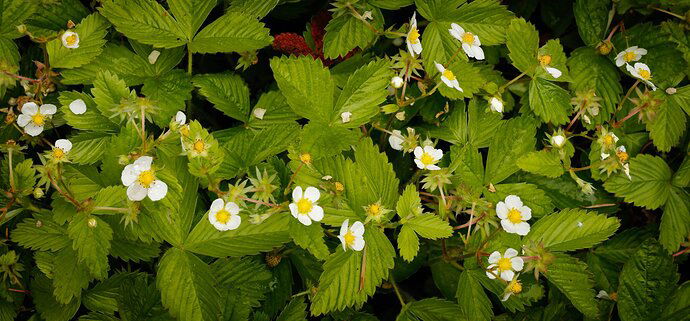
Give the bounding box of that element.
[596,40,613,55]
[390,76,404,89]
[87,218,98,228]
[33,187,44,199]
[551,135,565,147]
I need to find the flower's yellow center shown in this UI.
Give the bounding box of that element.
[193,139,205,153]
[52,148,65,159]
[637,69,651,80]
[300,153,312,164]
[507,208,522,224]
[461,32,475,44]
[509,281,522,294]
[296,198,313,214]
[343,231,356,246]
[538,55,552,66]
[623,51,636,62]
[497,257,512,271]
[603,135,614,146]
[137,170,155,188]
[367,204,381,216]
[31,113,45,126]
[180,125,190,137]
[408,28,420,43]
[65,34,78,46]
[335,182,344,192]
[215,209,231,224]
[442,69,456,81]
[420,152,435,166]
[617,151,629,163]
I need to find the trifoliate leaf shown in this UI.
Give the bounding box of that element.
[227,0,280,18]
[414,0,464,21]
[647,94,687,152]
[61,44,151,86]
[193,73,250,122]
[289,219,330,260]
[67,213,113,279]
[544,254,599,318]
[517,149,565,178]
[189,12,272,54]
[323,6,382,59]
[456,270,492,321]
[167,0,216,40]
[659,187,690,253]
[396,184,423,219]
[604,154,673,210]
[91,70,135,120]
[276,298,308,321]
[401,298,467,321]
[270,56,335,123]
[398,225,420,262]
[485,117,537,184]
[99,0,187,48]
[246,90,300,129]
[46,13,111,69]
[298,123,359,160]
[524,208,620,252]
[67,131,111,165]
[421,21,465,71]
[23,0,90,38]
[528,78,572,125]
[506,18,539,75]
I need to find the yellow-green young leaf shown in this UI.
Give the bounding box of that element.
[524,208,620,252]
[9,159,36,196]
[617,240,679,321]
[193,73,250,122]
[506,18,539,75]
[11,213,71,252]
[310,228,395,315]
[567,47,622,126]
[647,96,687,152]
[52,247,93,304]
[58,91,119,132]
[185,213,291,258]
[544,254,599,318]
[91,71,135,119]
[333,59,392,127]
[167,0,216,40]
[289,220,330,260]
[659,188,690,253]
[67,213,113,279]
[437,60,486,100]
[67,132,112,165]
[485,117,537,184]
[517,149,565,178]
[99,0,187,48]
[528,78,572,125]
[396,185,423,219]
[0,0,38,38]
[46,13,111,69]
[405,214,453,239]
[157,248,222,321]
[323,6,382,59]
[31,273,80,321]
[397,225,420,262]
[421,21,466,72]
[604,154,673,210]
[276,297,308,321]
[141,69,193,126]
[452,0,514,45]
[573,0,610,46]
[189,12,272,54]
[456,270,492,321]
[485,183,554,218]
[270,56,335,123]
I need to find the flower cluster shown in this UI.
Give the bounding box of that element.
[597,128,631,179]
[615,46,656,91]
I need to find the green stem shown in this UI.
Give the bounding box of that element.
[187,48,193,75]
[499,72,527,92]
[390,277,406,306]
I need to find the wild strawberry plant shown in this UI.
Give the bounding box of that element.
[0,0,689,320]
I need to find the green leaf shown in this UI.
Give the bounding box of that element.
[289,219,330,260]
[659,188,690,253]
[414,0,464,21]
[46,13,111,69]
[405,214,453,239]
[421,21,465,71]
[23,0,89,38]
[58,91,119,132]
[12,214,71,252]
[528,78,572,125]
[310,228,395,315]
[396,184,423,219]
[485,117,537,184]
[370,0,413,10]
[506,18,539,75]
[141,69,193,126]
[31,273,80,321]
[437,60,486,100]
[185,213,291,257]
[211,256,272,309]
[397,225,420,262]
[298,123,359,159]
[189,12,272,53]
[352,138,400,209]
[52,247,93,304]
[604,154,673,210]
[99,0,187,48]
[517,149,565,178]
[573,0,610,46]
[456,270,492,321]
[276,298,308,321]
[567,47,622,126]
[270,56,335,123]
[592,227,655,264]
[60,44,150,86]
[65,132,111,165]
[660,281,690,320]
[648,95,687,152]
[617,240,679,321]
[544,254,599,318]
[333,59,392,127]
[401,298,467,321]
[426,99,503,147]
[246,90,299,129]
[323,6,382,59]
[0,0,38,38]
[451,0,514,45]
[193,73,250,122]
[227,0,279,18]
[67,213,113,279]
[524,208,620,252]
[157,248,222,321]
[91,70,135,120]
[168,0,216,40]
[485,183,554,218]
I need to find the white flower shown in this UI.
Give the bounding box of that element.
[341,111,352,123]
[389,130,404,150]
[148,50,161,64]
[175,111,186,125]
[448,23,484,60]
[120,156,168,201]
[208,198,241,231]
[434,62,463,92]
[496,195,532,236]
[253,108,266,119]
[538,55,561,79]
[52,139,72,160]
[489,97,503,113]
[615,46,647,67]
[406,13,422,56]
[338,219,365,251]
[551,135,565,147]
[486,248,524,281]
[414,146,443,170]
[626,62,656,91]
[69,99,87,114]
[501,277,523,301]
[61,31,79,48]
[391,76,404,89]
[17,102,57,136]
[288,186,324,226]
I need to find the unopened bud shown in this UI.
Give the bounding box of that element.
[596,40,613,55]
[33,187,44,199]
[87,218,97,228]
[16,24,27,34]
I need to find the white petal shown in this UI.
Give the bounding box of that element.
[175,111,186,124]
[505,195,523,208]
[423,145,435,154]
[121,164,139,186]
[389,134,403,150]
[133,156,153,170]
[504,248,518,258]
[545,67,562,79]
[412,42,422,54]
[350,221,365,236]
[308,205,324,222]
[486,268,497,279]
[24,123,43,136]
[351,237,365,251]
[210,198,225,213]
[292,186,303,202]
[502,292,512,302]
[253,108,266,119]
[147,180,168,201]
[462,43,473,57]
[496,202,508,219]
[625,63,636,75]
[413,146,423,158]
[414,159,425,169]
[55,139,72,152]
[297,214,312,226]
[69,99,87,114]
[226,214,241,230]
[520,206,532,220]
[289,203,298,218]
[432,148,443,160]
[514,222,530,236]
[340,219,350,236]
[615,55,625,67]
[40,104,57,115]
[338,235,347,250]
[500,270,514,282]
[441,77,453,88]
[303,187,320,202]
[225,202,240,215]
[488,251,501,264]
[426,164,441,170]
[511,257,524,271]
[16,114,30,127]
[127,183,148,201]
[501,219,516,233]
[435,62,445,73]
[22,102,38,115]
[208,209,219,225]
[473,46,485,60]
